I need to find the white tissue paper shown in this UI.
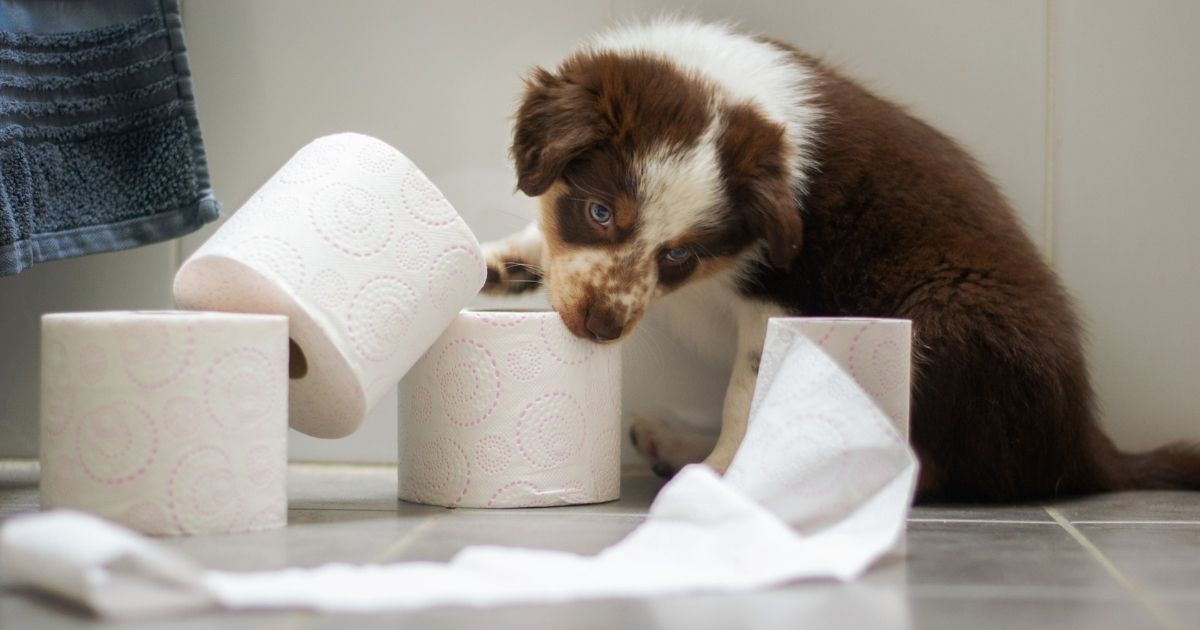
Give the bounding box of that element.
[398,310,622,508]
[174,133,485,438]
[2,317,917,617]
[38,312,289,536]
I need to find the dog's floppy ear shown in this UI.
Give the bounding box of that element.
[511,67,605,197]
[719,104,804,269]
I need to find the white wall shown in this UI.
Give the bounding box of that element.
[1,0,1196,461]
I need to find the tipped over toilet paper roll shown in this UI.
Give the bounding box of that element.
[4,317,917,617]
[174,133,486,439]
[397,311,622,508]
[39,312,289,536]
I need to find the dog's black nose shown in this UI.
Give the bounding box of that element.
[585,310,624,342]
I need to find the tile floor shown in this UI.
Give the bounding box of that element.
[1,460,1198,630]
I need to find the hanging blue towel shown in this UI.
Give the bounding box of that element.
[0,0,220,276]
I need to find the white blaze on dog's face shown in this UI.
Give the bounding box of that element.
[512,50,805,342]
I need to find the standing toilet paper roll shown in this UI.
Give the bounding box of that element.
[174,133,486,438]
[397,311,622,508]
[40,312,289,536]
[751,318,911,437]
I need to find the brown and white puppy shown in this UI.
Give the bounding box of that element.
[483,20,1200,502]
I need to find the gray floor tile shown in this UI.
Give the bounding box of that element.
[393,511,645,562]
[1050,491,1200,523]
[0,592,307,630]
[161,509,438,571]
[1075,523,1200,599]
[286,463,400,511]
[910,502,1052,522]
[904,521,1122,592]
[905,591,1159,630]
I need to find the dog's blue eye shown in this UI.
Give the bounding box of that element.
[588,202,612,225]
[664,246,691,263]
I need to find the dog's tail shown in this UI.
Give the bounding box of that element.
[1114,442,1200,490]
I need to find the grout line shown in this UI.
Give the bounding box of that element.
[1069,520,1200,526]
[374,515,443,562]
[1042,0,1058,265]
[1044,505,1186,630]
[907,518,1056,525]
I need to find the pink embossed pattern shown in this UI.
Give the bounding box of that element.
[116,321,193,389]
[516,392,585,470]
[474,434,513,475]
[428,245,485,310]
[276,135,348,184]
[436,339,501,427]
[309,182,393,258]
[75,401,158,485]
[400,437,470,508]
[540,316,595,366]
[398,311,622,508]
[205,348,280,431]
[237,235,306,291]
[401,167,459,226]
[347,276,417,362]
[39,313,288,536]
[168,445,242,535]
[394,232,430,272]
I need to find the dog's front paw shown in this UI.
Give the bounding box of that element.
[629,414,717,479]
[481,241,543,295]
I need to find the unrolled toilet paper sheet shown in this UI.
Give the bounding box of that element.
[1,318,918,618]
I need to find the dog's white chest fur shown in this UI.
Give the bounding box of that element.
[621,273,740,434]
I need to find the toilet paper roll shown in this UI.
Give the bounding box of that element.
[174,133,486,439]
[39,311,289,536]
[397,311,622,508]
[751,318,911,437]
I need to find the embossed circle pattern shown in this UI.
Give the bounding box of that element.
[401,168,459,226]
[394,232,430,272]
[428,245,484,310]
[504,344,543,382]
[347,277,417,362]
[474,434,513,475]
[541,317,595,366]
[355,138,401,173]
[277,138,347,183]
[309,268,350,310]
[205,349,280,431]
[309,183,393,258]
[168,446,242,534]
[159,396,202,441]
[76,401,157,485]
[238,235,305,290]
[516,392,585,470]
[401,438,470,507]
[245,444,281,487]
[436,339,501,427]
[116,321,192,389]
[121,502,171,534]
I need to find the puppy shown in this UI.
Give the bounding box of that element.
[483,20,1200,502]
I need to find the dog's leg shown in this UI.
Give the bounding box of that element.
[481,222,545,294]
[629,414,718,478]
[704,303,780,474]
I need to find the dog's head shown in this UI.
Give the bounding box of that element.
[512,51,804,343]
